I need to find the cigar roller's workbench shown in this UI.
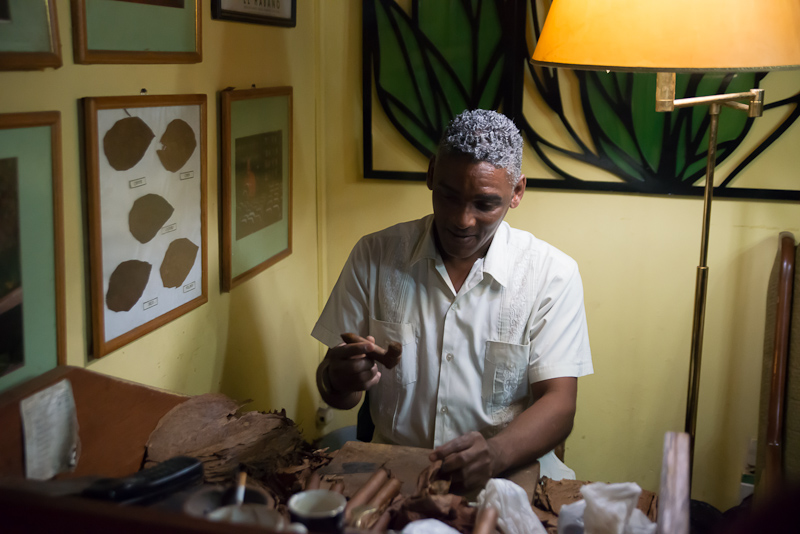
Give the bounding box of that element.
[0,366,537,533]
[319,440,540,502]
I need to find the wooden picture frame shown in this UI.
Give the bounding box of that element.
[0,0,62,70]
[0,112,65,393]
[83,94,208,358]
[220,86,292,291]
[211,0,296,27]
[71,0,202,64]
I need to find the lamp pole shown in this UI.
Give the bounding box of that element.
[656,73,764,475]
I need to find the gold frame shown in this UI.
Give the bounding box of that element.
[220,86,293,291]
[71,0,202,64]
[0,111,66,377]
[83,94,208,358]
[0,0,62,71]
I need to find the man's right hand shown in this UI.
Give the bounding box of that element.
[327,334,382,393]
[317,334,383,410]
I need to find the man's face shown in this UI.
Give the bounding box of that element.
[427,152,525,267]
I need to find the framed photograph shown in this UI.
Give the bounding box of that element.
[212,0,296,27]
[220,86,292,291]
[71,0,201,64]
[83,94,207,358]
[0,0,62,70]
[0,112,65,393]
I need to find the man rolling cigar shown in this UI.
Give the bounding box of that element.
[312,109,593,489]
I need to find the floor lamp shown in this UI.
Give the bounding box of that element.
[530,0,800,476]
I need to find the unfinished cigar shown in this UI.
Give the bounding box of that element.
[345,468,389,522]
[341,333,402,369]
[473,506,499,534]
[305,470,321,490]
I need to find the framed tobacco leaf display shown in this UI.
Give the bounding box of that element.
[83,94,208,358]
[0,112,65,393]
[220,86,292,291]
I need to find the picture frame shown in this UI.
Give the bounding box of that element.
[0,111,65,393]
[220,86,292,291]
[70,0,202,64]
[83,94,208,358]
[211,0,296,27]
[0,0,62,71]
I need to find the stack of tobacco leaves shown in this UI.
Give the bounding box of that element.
[388,461,476,533]
[144,393,332,506]
[533,476,658,534]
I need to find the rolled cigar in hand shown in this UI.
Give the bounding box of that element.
[341,333,402,369]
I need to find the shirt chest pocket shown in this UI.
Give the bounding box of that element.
[482,340,530,410]
[368,318,417,385]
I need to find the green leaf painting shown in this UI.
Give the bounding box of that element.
[363,0,800,200]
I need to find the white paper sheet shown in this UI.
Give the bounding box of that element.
[19,379,80,480]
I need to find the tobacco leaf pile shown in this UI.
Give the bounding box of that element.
[144,393,332,505]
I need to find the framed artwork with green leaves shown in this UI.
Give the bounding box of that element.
[363,0,800,200]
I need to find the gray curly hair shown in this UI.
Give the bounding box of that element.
[438,109,523,184]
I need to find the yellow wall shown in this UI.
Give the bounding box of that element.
[4,0,799,513]
[1,0,324,437]
[318,1,800,511]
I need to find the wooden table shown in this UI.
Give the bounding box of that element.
[318,441,540,502]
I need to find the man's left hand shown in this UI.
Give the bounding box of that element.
[428,431,500,489]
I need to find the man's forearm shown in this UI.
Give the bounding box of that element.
[487,377,577,475]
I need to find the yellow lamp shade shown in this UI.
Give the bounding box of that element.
[531,0,800,72]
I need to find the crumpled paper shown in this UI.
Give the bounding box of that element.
[558,482,656,534]
[477,478,548,534]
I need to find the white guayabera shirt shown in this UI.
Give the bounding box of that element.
[312,215,593,478]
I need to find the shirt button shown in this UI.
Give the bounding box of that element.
[441,406,448,414]
[446,353,453,362]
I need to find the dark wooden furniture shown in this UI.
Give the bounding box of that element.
[0,366,188,479]
[757,231,800,494]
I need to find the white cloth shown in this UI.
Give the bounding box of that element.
[401,519,461,534]
[312,215,593,451]
[477,478,547,534]
[579,482,656,534]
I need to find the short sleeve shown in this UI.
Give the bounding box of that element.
[311,238,372,348]
[527,260,593,383]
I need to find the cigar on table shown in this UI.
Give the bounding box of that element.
[367,477,402,511]
[305,470,321,490]
[341,333,402,369]
[370,510,392,533]
[344,468,389,523]
[357,475,402,529]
